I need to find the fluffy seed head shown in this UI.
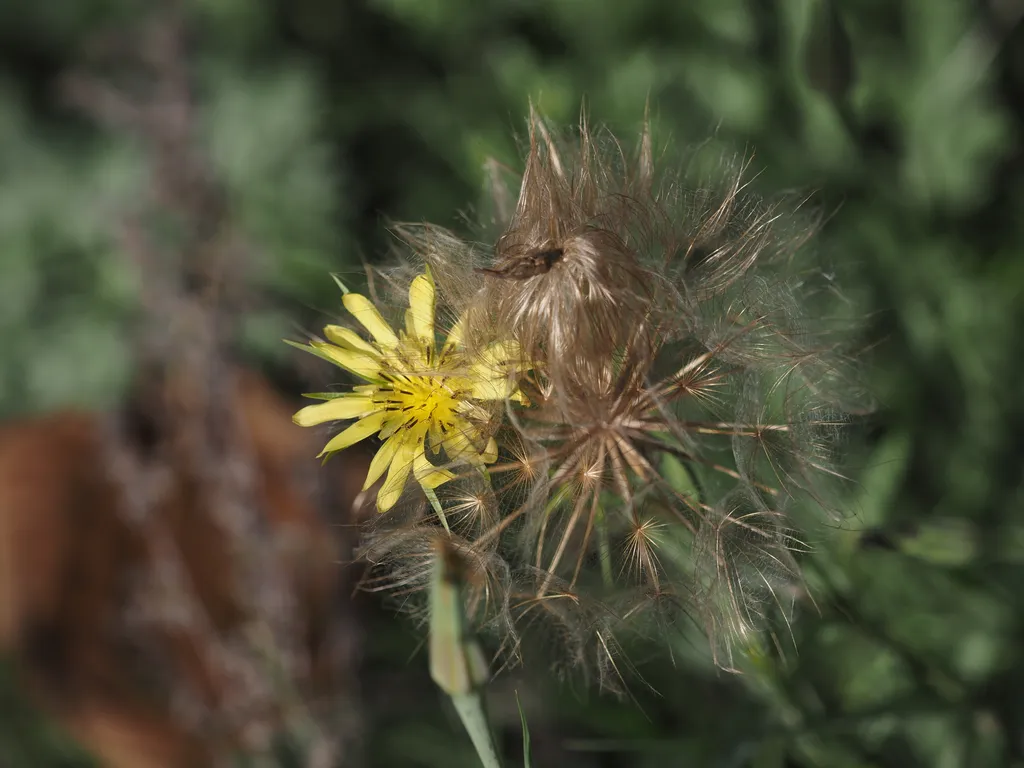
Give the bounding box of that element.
[298,108,870,691]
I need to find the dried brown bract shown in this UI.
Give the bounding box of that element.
[468,110,664,397]
[475,246,565,280]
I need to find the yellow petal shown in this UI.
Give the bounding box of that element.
[454,399,490,424]
[379,412,412,440]
[468,342,523,396]
[362,431,404,491]
[480,340,522,367]
[376,429,421,512]
[471,375,515,400]
[441,313,466,355]
[318,410,388,456]
[398,325,431,370]
[428,420,446,455]
[323,325,379,356]
[293,396,375,427]
[480,436,498,465]
[406,272,435,345]
[343,293,399,348]
[414,450,455,490]
[311,341,382,381]
[440,424,479,461]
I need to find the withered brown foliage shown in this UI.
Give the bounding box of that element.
[0,370,369,768]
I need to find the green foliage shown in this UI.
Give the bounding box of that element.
[0,663,97,768]
[2,0,1023,765]
[0,82,138,415]
[516,691,532,768]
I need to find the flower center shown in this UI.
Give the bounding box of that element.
[385,372,460,428]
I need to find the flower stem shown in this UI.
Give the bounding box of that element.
[597,507,613,587]
[451,692,504,768]
[430,537,501,766]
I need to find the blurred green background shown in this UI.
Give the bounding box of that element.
[2,0,1023,766]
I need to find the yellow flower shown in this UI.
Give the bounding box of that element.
[292,270,524,513]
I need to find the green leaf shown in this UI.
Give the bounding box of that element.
[516,690,532,768]
[451,693,503,768]
[660,452,702,505]
[424,486,452,533]
[896,518,978,567]
[330,272,351,295]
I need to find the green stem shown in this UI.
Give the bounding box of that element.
[597,506,613,586]
[451,692,504,768]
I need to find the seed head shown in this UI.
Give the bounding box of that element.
[294,108,870,690]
